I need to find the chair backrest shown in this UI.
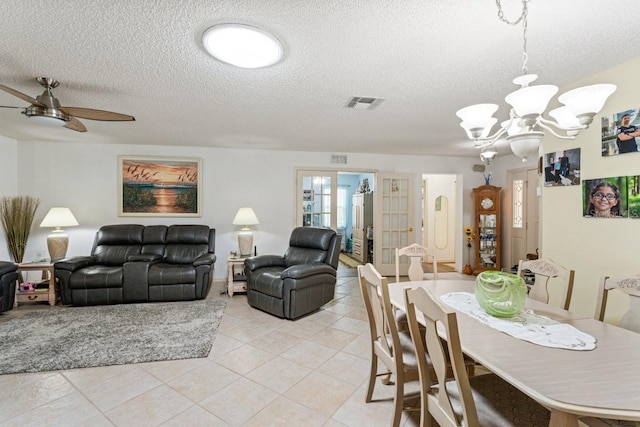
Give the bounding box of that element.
[517,257,574,310]
[395,243,437,283]
[284,227,341,269]
[358,263,403,375]
[595,275,640,333]
[404,286,479,427]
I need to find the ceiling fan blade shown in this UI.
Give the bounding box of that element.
[0,83,46,107]
[59,106,135,121]
[64,117,87,132]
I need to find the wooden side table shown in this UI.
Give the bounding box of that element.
[15,262,56,306]
[227,257,247,297]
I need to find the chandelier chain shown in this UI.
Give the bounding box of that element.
[495,0,529,75]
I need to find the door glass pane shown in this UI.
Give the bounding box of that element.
[513,179,524,229]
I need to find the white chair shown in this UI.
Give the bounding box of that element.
[358,263,420,427]
[395,243,437,283]
[517,257,574,310]
[582,278,640,427]
[404,286,550,427]
[595,275,640,333]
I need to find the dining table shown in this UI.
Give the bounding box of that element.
[388,279,640,427]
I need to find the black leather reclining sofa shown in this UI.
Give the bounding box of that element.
[55,224,216,306]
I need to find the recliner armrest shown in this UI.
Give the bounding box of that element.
[281,263,336,279]
[0,261,17,276]
[194,253,216,266]
[245,255,286,271]
[54,256,97,272]
[128,254,162,262]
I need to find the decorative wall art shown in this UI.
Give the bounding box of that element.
[601,108,640,156]
[582,177,627,218]
[543,148,580,187]
[628,176,640,218]
[118,155,202,217]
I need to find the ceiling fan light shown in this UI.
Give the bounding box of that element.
[505,84,559,118]
[28,115,65,126]
[558,83,617,118]
[202,23,284,68]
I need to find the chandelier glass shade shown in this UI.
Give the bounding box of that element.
[456,0,616,162]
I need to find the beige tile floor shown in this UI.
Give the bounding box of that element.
[0,265,473,427]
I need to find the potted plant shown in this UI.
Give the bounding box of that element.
[0,196,40,264]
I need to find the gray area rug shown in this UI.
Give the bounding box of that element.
[0,300,226,375]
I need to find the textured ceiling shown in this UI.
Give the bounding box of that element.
[0,0,638,158]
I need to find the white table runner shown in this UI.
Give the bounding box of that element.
[440,292,596,351]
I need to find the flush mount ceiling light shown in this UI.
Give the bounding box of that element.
[202,23,284,68]
[456,0,616,162]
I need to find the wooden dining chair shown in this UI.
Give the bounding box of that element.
[404,286,551,427]
[584,277,640,426]
[595,276,640,333]
[395,243,438,283]
[358,263,420,427]
[517,257,575,310]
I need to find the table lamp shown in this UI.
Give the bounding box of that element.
[39,207,79,261]
[232,207,259,257]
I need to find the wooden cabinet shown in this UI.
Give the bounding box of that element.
[472,185,501,275]
[352,193,373,263]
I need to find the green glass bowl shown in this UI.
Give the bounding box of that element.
[475,271,527,318]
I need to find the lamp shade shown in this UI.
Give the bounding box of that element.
[558,84,617,122]
[232,207,259,257]
[232,207,259,227]
[39,207,79,228]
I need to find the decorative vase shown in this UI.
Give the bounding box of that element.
[475,270,527,318]
[463,264,473,275]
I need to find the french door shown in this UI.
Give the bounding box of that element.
[374,173,414,276]
[295,170,337,229]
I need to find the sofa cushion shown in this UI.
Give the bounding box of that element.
[148,263,196,285]
[68,266,124,289]
[163,225,211,264]
[141,225,167,256]
[92,224,145,265]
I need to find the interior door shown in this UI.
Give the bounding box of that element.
[374,173,414,276]
[506,167,539,269]
[296,170,337,229]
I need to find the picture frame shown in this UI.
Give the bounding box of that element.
[601,108,640,156]
[543,148,581,187]
[118,155,202,217]
[582,176,627,218]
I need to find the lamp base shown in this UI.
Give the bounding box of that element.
[47,230,69,262]
[238,229,253,257]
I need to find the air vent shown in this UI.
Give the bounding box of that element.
[472,164,486,172]
[346,96,385,110]
[331,154,347,164]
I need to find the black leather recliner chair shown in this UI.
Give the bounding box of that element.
[244,227,341,320]
[0,261,18,313]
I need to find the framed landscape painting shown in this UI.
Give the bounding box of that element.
[118,155,202,217]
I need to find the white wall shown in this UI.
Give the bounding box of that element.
[0,139,502,279]
[0,135,18,260]
[541,57,640,321]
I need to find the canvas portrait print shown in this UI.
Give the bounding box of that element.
[601,108,640,156]
[582,177,627,218]
[628,175,640,219]
[543,148,580,187]
[118,155,202,216]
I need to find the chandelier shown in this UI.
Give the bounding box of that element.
[456,0,616,162]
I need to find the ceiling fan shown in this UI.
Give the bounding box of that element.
[0,77,135,132]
